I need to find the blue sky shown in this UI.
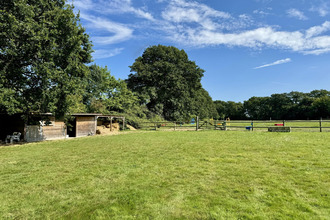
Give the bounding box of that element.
[73,0,330,102]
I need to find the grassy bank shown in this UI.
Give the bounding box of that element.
[1,131,329,219]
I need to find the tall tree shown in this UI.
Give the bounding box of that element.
[214,100,245,120]
[269,93,293,119]
[192,88,219,119]
[312,96,330,119]
[243,96,271,120]
[127,45,216,120]
[0,0,93,116]
[84,64,139,114]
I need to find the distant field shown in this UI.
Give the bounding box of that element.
[1,131,329,219]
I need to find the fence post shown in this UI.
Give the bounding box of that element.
[214,119,217,130]
[251,120,254,131]
[110,117,113,132]
[283,120,285,127]
[196,116,199,131]
[174,121,176,131]
[154,123,157,130]
[320,118,322,132]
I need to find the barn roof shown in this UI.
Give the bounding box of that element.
[71,113,103,116]
[71,113,124,118]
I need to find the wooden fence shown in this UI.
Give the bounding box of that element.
[138,118,330,132]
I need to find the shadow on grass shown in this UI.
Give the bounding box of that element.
[0,141,28,147]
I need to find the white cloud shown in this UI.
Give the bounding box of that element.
[253,9,271,16]
[310,3,329,17]
[161,0,231,31]
[92,48,124,59]
[173,27,302,48]
[81,14,133,45]
[287,8,308,20]
[254,58,292,69]
[306,21,330,38]
[74,0,154,20]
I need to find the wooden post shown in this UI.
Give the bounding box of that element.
[251,120,254,131]
[283,120,285,127]
[214,119,217,130]
[174,122,176,131]
[95,116,98,134]
[196,116,199,131]
[123,117,125,131]
[24,122,28,142]
[320,118,322,132]
[224,121,227,131]
[110,117,113,132]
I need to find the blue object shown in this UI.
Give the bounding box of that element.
[246,126,251,130]
[191,118,195,124]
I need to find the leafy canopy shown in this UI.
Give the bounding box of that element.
[127,45,218,120]
[0,0,93,116]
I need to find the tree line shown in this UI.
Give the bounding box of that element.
[214,90,330,120]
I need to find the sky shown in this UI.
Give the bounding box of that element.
[72,0,330,102]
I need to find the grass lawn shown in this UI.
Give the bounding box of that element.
[1,131,329,219]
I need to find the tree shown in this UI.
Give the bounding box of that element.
[312,96,330,119]
[192,88,219,119]
[309,89,330,98]
[214,100,245,120]
[213,100,227,119]
[83,64,118,113]
[127,45,216,120]
[243,96,271,120]
[84,64,140,115]
[269,93,293,119]
[0,0,93,116]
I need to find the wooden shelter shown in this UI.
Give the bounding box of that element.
[68,113,125,137]
[0,113,67,142]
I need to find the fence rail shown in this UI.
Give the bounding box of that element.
[137,118,330,132]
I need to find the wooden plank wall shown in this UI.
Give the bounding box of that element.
[76,116,96,137]
[26,121,67,142]
[43,121,66,139]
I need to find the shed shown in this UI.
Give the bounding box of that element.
[69,113,101,137]
[0,113,67,142]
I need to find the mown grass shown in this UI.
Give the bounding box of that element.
[0,131,329,219]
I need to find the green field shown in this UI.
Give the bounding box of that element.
[1,131,329,219]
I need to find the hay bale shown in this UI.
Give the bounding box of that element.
[127,125,136,130]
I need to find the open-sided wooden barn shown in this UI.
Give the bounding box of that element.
[67,113,125,138]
